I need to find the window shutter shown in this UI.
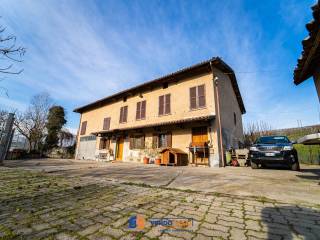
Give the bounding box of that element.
[166,132,172,148]
[141,101,146,119]
[119,107,123,123]
[198,85,206,108]
[159,96,164,115]
[136,102,141,120]
[106,139,110,149]
[80,121,87,135]
[165,94,171,114]
[141,135,145,149]
[152,134,158,148]
[190,87,197,109]
[99,138,104,149]
[123,106,128,122]
[125,106,128,122]
[103,117,110,130]
[129,136,134,149]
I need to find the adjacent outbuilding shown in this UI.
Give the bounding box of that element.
[294,1,320,101]
[297,133,320,145]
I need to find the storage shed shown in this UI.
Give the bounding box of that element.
[160,148,188,166]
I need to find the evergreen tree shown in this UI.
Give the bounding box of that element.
[45,106,66,150]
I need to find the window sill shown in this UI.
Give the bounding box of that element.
[158,113,172,117]
[189,106,207,112]
[136,118,146,121]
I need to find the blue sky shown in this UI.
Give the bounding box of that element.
[0,0,319,133]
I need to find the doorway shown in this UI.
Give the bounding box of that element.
[116,137,124,160]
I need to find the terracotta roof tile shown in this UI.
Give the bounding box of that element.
[294,1,320,84]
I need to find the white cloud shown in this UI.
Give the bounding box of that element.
[0,0,318,131]
[0,96,27,111]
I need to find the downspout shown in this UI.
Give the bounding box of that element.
[209,61,225,167]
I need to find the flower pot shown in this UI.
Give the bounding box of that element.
[143,157,149,164]
[155,158,161,165]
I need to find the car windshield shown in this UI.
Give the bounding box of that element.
[256,136,290,144]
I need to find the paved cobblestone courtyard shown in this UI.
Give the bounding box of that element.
[0,166,320,240]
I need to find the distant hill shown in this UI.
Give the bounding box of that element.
[268,124,320,141]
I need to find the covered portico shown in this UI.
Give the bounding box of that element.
[90,115,217,166]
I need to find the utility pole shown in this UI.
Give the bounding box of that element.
[0,113,15,165]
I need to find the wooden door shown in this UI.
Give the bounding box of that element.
[192,127,208,144]
[191,127,209,165]
[116,138,124,160]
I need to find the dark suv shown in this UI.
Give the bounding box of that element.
[249,136,299,171]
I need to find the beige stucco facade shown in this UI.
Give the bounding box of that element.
[214,67,244,149]
[79,73,215,134]
[74,60,245,167]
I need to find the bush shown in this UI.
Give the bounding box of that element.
[295,144,320,165]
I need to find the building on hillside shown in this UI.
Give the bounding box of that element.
[294,0,320,101]
[73,57,246,167]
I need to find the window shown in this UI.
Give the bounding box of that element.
[256,136,290,144]
[190,84,206,110]
[80,135,96,141]
[119,106,128,123]
[129,135,145,149]
[80,121,87,135]
[136,100,146,120]
[99,138,110,150]
[152,132,172,148]
[233,112,237,126]
[159,94,171,116]
[103,117,111,130]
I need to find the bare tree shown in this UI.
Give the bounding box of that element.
[0,19,25,96]
[0,23,25,74]
[58,128,75,147]
[0,110,7,122]
[244,121,272,146]
[14,93,52,152]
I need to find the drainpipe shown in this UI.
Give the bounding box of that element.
[209,62,225,167]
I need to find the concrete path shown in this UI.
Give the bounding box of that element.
[4,158,320,205]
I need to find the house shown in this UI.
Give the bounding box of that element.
[294,0,320,101]
[73,57,246,167]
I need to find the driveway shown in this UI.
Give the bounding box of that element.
[1,158,320,240]
[4,158,320,205]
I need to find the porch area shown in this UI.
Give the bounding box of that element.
[90,116,217,167]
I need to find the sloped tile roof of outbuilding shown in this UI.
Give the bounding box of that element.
[294,1,320,85]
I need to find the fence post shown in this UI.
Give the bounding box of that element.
[0,113,15,165]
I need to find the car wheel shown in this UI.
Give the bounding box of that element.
[251,161,258,169]
[291,161,300,171]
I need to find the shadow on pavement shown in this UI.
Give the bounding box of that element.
[261,205,320,239]
[296,168,320,184]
